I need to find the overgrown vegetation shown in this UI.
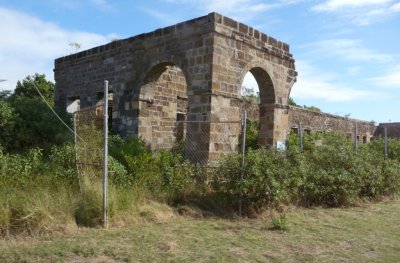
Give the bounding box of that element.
[0,74,71,153]
[1,74,400,238]
[2,200,400,262]
[2,131,400,236]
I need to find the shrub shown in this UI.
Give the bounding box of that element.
[268,213,289,232]
[45,143,77,184]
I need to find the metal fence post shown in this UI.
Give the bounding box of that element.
[384,127,388,159]
[103,80,109,228]
[299,122,304,153]
[239,111,247,217]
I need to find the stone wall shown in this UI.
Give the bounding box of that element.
[375,123,400,138]
[54,12,297,163]
[239,99,377,143]
[288,106,376,143]
[137,66,187,150]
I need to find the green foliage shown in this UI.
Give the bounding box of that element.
[0,90,12,101]
[241,86,259,101]
[0,74,72,153]
[109,135,150,170]
[108,156,129,186]
[0,102,17,149]
[0,148,43,188]
[0,144,78,236]
[287,97,321,112]
[74,183,103,227]
[13,73,54,102]
[2,127,400,236]
[303,105,321,112]
[268,213,289,232]
[288,97,299,107]
[45,143,77,184]
[244,119,260,150]
[215,132,400,214]
[213,149,291,213]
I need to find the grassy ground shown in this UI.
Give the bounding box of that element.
[1,199,400,263]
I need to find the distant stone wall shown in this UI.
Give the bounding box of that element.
[239,100,377,143]
[375,123,400,138]
[288,106,376,143]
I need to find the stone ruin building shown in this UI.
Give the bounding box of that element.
[54,12,297,163]
[54,12,378,163]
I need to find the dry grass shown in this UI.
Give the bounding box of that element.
[1,199,400,262]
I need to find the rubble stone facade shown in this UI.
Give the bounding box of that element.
[54,12,297,163]
[240,99,377,143]
[375,123,400,139]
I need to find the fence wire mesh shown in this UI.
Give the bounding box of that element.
[73,104,105,180]
[170,120,243,166]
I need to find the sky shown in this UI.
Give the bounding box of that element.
[0,0,399,123]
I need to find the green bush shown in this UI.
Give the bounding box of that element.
[268,213,289,232]
[214,133,400,212]
[2,130,400,235]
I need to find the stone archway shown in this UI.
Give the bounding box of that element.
[248,67,276,146]
[138,62,188,150]
[239,64,278,147]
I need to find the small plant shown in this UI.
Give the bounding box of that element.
[267,213,289,232]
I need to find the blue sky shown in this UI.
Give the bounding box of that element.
[0,0,399,123]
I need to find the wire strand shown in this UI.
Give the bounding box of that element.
[29,81,85,141]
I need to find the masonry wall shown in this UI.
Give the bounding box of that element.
[55,14,217,161]
[55,12,297,163]
[239,99,377,143]
[375,123,400,138]
[207,13,296,157]
[288,106,376,142]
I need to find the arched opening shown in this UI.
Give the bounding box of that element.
[241,67,275,147]
[138,62,188,150]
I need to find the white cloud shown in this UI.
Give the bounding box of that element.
[139,8,181,24]
[89,0,115,12]
[0,7,116,91]
[312,0,400,25]
[347,66,361,75]
[301,39,393,63]
[241,72,259,96]
[313,0,393,11]
[161,0,298,22]
[291,61,378,101]
[392,2,400,10]
[369,64,400,88]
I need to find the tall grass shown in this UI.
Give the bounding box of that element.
[1,132,400,237]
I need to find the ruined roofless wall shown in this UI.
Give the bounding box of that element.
[239,99,376,142]
[54,12,297,162]
[375,123,400,138]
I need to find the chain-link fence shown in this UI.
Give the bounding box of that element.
[170,120,244,166]
[73,104,105,182]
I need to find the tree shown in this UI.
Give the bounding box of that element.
[303,105,321,112]
[1,74,72,153]
[13,74,54,103]
[288,97,300,107]
[0,90,11,101]
[241,86,260,101]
